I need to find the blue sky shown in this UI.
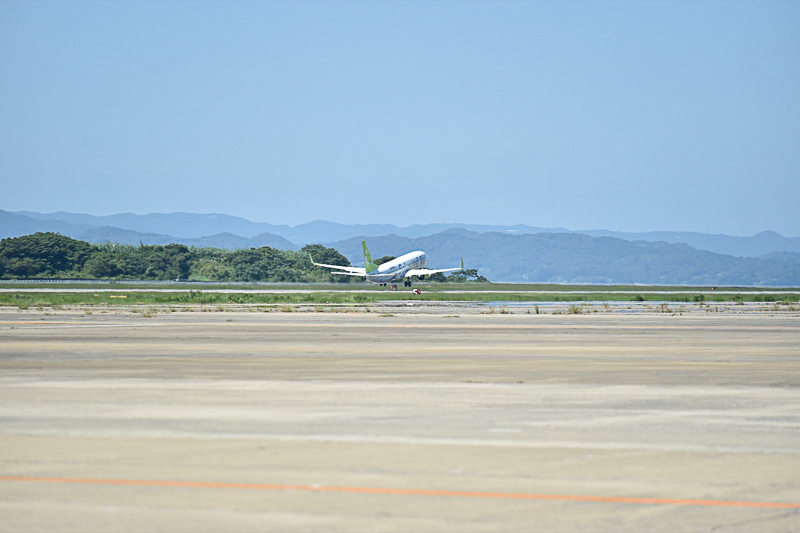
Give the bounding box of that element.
[2,1,798,236]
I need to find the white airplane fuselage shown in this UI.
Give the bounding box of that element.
[309,240,462,287]
[366,251,427,284]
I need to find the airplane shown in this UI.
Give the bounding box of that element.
[310,240,464,289]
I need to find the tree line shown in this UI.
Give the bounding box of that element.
[0,233,352,282]
[0,233,484,282]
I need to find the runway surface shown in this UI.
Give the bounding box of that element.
[1,309,799,531]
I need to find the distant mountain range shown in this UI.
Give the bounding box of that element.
[78,227,296,250]
[4,209,800,256]
[5,210,570,249]
[2,209,799,285]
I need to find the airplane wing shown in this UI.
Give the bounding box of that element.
[309,254,366,277]
[405,258,464,279]
[329,270,367,277]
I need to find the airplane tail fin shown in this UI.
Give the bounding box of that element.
[362,240,378,274]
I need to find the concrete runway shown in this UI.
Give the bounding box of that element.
[1,308,799,532]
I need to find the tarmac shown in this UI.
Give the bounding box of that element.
[1,307,799,532]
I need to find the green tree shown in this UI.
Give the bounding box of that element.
[301,244,351,266]
[189,248,233,281]
[84,252,122,278]
[0,233,93,278]
[134,244,192,280]
[0,233,366,283]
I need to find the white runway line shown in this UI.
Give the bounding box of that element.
[1,428,798,455]
[0,323,162,330]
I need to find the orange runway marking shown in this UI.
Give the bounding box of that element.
[1,475,798,509]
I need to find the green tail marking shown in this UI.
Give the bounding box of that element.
[362,240,378,274]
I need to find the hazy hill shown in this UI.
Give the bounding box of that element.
[188,232,297,250]
[15,210,286,239]
[77,227,296,250]
[1,210,92,238]
[9,211,565,245]
[579,229,800,258]
[759,251,800,263]
[2,211,296,250]
[79,227,178,245]
[330,229,800,286]
[280,220,568,244]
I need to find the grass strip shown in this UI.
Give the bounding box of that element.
[1,290,798,308]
